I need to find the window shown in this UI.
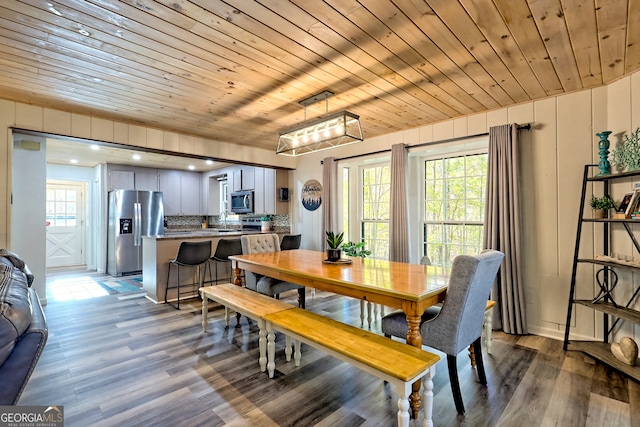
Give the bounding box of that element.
[342,167,350,237]
[220,180,228,212]
[46,187,78,226]
[361,164,390,259]
[423,153,487,268]
[219,179,239,223]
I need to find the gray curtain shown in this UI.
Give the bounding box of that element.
[389,144,409,262]
[322,157,338,250]
[483,124,527,334]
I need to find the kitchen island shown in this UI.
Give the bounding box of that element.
[142,229,287,304]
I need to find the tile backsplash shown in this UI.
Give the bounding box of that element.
[165,215,290,230]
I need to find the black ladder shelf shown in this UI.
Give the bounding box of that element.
[563,164,640,382]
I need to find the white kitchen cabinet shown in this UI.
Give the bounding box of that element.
[232,166,255,191]
[134,169,159,191]
[253,167,288,215]
[159,170,201,215]
[108,170,135,191]
[180,171,201,215]
[158,170,181,215]
[108,166,159,192]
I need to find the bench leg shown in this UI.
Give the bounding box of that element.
[201,293,208,332]
[293,339,301,367]
[421,365,435,427]
[285,335,292,362]
[258,318,267,373]
[266,321,276,378]
[396,390,410,427]
[224,307,230,327]
[484,307,493,354]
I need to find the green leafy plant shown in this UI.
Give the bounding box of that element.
[342,241,372,258]
[325,231,344,249]
[260,215,272,221]
[590,195,616,210]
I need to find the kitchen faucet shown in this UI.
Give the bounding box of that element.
[220,209,228,229]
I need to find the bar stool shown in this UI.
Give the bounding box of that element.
[209,238,242,284]
[165,240,211,309]
[280,234,301,250]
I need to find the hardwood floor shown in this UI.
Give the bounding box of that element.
[19,288,638,426]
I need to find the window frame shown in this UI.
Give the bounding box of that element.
[358,162,392,260]
[419,148,488,268]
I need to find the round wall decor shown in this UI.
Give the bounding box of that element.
[301,179,322,211]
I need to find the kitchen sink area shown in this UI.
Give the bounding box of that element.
[163,228,245,238]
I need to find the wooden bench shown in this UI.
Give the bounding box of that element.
[263,307,440,427]
[484,300,497,353]
[199,284,296,373]
[469,300,497,368]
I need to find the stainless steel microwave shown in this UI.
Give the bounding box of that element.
[230,190,254,214]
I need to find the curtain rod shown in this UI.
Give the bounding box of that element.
[322,123,531,164]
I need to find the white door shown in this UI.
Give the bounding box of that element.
[46,181,86,268]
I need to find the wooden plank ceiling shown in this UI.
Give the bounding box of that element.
[0,0,637,153]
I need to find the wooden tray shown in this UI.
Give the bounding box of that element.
[322,258,353,265]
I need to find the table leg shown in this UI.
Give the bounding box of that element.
[406,313,423,419]
[233,263,242,286]
[232,263,243,324]
[201,293,208,332]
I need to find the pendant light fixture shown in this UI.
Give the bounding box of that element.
[276,91,363,156]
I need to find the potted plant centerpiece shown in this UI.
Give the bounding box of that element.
[325,231,344,261]
[260,215,272,232]
[342,240,372,258]
[590,195,616,219]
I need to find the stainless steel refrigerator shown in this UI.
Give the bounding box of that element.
[107,190,165,276]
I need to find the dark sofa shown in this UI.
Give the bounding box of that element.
[0,250,48,405]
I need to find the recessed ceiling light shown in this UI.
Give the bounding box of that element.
[90,144,100,150]
[188,165,195,170]
[78,29,90,36]
[132,154,141,160]
[206,159,213,165]
[47,4,62,16]
[70,159,78,164]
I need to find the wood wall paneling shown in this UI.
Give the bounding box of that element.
[113,122,129,145]
[467,113,488,135]
[90,117,114,142]
[70,113,91,139]
[529,97,559,330]
[43,109,71,136]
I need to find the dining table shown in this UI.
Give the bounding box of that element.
[228,248,448,419]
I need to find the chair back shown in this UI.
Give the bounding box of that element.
[241,233,281,255]
[241,234,281,290]
[175,240,212,266]
[422,250,504,355]
[280,234,301,250]
[212,238,242,261]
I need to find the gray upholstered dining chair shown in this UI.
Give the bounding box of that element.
[240,234,305,308]
[381,249,504,415]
